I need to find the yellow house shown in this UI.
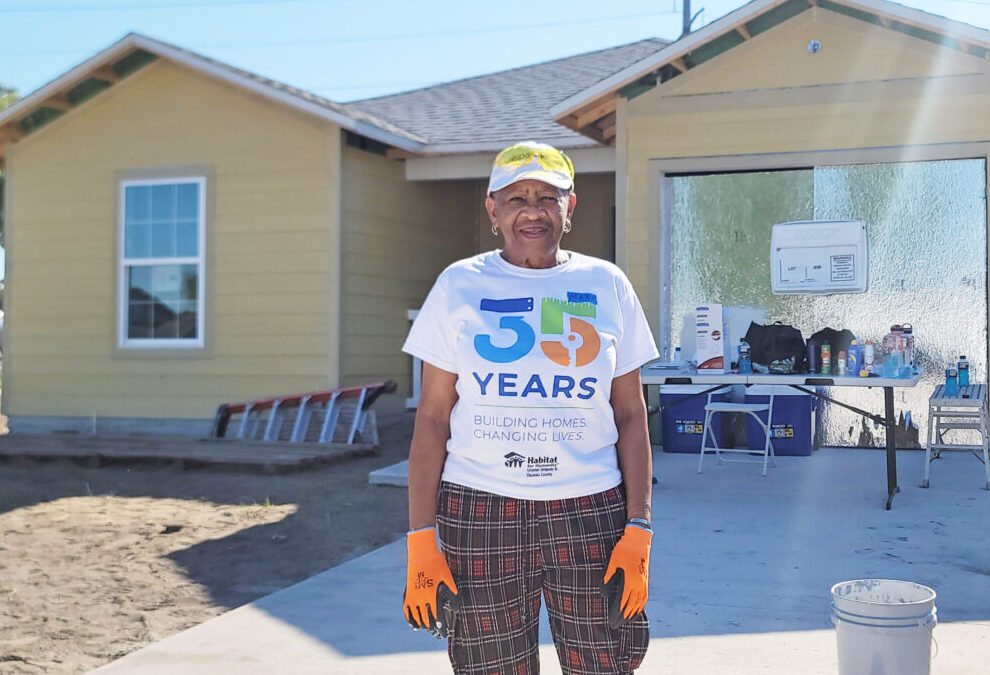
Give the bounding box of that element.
[3,0,989,440]
[555,0,990,447]
[0,33,664,434]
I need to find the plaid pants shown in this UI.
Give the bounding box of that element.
[437,481,649,675]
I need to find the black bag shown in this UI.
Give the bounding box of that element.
[807,327,857,374]
[743,322,806,373]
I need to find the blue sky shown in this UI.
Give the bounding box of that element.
[3,0,990,103]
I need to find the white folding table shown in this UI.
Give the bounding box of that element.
[641,365,924,509]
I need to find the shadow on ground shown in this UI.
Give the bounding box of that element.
[0,414,413,611]
[243,447,990,659]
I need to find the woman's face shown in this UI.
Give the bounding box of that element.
[486,179,577,267]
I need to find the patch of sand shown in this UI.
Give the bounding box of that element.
[0,415,412,674]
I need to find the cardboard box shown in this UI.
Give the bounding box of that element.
[695,304,726,372]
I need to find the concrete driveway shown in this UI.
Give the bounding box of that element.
[92,448,990,674]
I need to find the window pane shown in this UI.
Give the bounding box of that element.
[125,223,151,258]
[151,184,176,222]
[151,221,175,258]
[179,264,198,300]
[128,266,153,301]
[128,302,152,338]
[152,301,179,339]
[127,264,200,341]
[177,183,198,220]
[177,302,198,339]
[153,265,182,302]
[176,221,198,257]
[125,185,151,224]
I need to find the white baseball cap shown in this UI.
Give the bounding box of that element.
[487,141,575,195]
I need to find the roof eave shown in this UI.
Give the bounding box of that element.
[0,33,427,154]
[416,136,602,156]
[0,33,138,128]
[551,0,990,126]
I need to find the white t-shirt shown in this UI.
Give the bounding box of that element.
[403,250,658,500]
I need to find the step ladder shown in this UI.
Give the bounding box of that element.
[211,381,396,445]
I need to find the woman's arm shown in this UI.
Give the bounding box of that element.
[610,368,652,522]
[408,362,459,530]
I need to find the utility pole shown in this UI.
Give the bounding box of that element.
[681,0,703,38]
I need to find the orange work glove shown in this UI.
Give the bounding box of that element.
[403,527,460,639]
[602,523,652,624]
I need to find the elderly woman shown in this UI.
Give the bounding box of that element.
[402,141,657,674]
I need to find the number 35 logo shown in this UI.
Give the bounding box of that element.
[473,296,600,367]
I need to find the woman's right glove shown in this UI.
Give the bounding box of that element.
[403,527,460,639]
[602,523,653,626]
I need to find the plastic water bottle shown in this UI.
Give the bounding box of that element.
[958,356,969,387]
[738,341,752,374]
[847,340,862,377]
[945,367,959,397]
[902,324,915,367]
[674,346,682,364]
[882,325,904,360]
[864,340,875,373]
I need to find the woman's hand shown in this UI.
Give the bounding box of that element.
[603,523,653,620]
[404,527,460,637]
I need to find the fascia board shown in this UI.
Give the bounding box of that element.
[549,0,783,121]
[419,137,601,156]
[406,146,615,181]
[0,33,427,153]
[841,0,990,44]
[0,34,139,126]
[551,0,990,122]
[127,35,426,152]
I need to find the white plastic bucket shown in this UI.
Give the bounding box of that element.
[831,579,937,675]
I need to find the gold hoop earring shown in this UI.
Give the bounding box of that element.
[492,224,499,236]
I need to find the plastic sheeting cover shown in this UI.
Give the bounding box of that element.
[668,159,987,448]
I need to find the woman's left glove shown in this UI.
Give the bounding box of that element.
[403,527,460,639]
[602,523,652,623]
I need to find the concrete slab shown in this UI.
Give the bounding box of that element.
[92,448,990,674]
[0,433,376,472]
[368,459,409,487]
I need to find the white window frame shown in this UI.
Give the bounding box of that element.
[117,176,207,349]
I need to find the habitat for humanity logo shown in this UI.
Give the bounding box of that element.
[473,293,600,367]
[504,452,525,467]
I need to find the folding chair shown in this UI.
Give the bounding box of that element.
[698,391,776,477]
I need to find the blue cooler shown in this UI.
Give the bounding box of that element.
[745,385,814,456]
[660,385,732,453]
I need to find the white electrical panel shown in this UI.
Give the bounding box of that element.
[770,220,869,295]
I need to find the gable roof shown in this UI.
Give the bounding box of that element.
[0,33,425,160]
[552,0,990,138]
[348,38,668,154]
[0,33,667,162]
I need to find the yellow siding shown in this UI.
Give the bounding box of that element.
[5,60,342,419]
[620,8,990,331]
[339,147,476,408]
[674,9,985,96]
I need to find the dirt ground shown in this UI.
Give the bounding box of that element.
[0,414,414,674]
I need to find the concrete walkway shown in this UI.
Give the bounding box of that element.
[93,448,990,673]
